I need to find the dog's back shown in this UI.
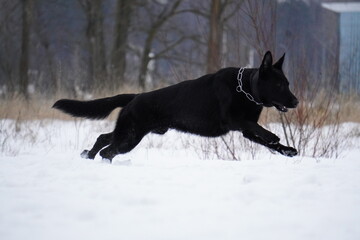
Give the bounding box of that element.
[120,67,259,137]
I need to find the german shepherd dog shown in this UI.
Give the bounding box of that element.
[53,51,299,162]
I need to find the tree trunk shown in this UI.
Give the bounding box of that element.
[19,0,33,99]
[138,33,153,90]
[84,0,107,90]
[206,0,222,73]
[136,0,182,89]
[111,0,132,88]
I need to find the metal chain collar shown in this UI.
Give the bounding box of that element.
[236,67,263,105]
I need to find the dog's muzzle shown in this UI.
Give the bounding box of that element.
[273,98,299,113]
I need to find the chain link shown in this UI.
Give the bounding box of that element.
[236,67,263,105]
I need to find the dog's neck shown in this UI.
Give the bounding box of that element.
[240,68,263,105]
[249,69,263,104]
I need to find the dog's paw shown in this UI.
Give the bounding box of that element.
[80,150,89,158]
[80,150,94,160]
[101,158,112,164]
[279,146,298,157]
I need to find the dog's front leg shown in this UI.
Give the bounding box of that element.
[239,122,280,145]
[242,128,297,157]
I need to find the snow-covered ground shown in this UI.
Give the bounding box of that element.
[1,119,360,240]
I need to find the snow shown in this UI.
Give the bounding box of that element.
[1,119,360,240]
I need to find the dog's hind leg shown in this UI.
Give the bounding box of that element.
[99,131,145,162]
[81,132,113,159]
[98,117,147,162]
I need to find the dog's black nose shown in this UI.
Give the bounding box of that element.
[292,98,299,107]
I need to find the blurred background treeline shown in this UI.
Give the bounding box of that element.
[1,0,359,100]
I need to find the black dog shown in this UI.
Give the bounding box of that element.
[53,51,299,162]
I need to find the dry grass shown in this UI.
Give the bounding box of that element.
[259,93,360,125]
[1,90,359,122]
[0,85,141,121]
[336,94,360,123]
[0,96,66,120]
[1,89,359,159]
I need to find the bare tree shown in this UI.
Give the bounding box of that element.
[32,0,58,95]
[206,0,222,73]
[239,0,277,56]
[189,0,243,73]
[19,0,34,99]
[79,0,107,90]
[0,1,21,96]
[110,0,134,88]
[135,0,185,89]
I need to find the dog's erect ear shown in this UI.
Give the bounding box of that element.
[273,53,285,70]
[261,51,273,70]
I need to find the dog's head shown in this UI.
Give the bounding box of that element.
[255,51,298,112]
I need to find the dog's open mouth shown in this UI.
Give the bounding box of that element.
[274,103,288,112]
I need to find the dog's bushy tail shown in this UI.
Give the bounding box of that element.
[53,94,137,119]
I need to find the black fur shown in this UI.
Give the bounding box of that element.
[53,51,299,162]
[53,94,137,119]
